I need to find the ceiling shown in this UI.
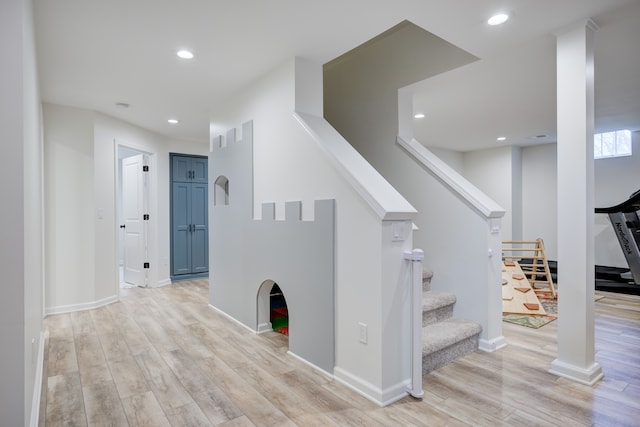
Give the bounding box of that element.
[34,0,640,152]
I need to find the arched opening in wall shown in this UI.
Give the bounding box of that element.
[269,284,289,336]
[214,175,229,205]
[256,280,289,338]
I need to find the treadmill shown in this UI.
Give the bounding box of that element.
[595,189,640,293]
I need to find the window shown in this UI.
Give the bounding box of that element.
[594,129,632,159]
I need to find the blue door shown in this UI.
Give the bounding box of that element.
[171,154,208,278]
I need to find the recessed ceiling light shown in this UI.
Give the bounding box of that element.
[488,13,509,26]
[414,113,425,119]
[497,136,507,141]
[176,50,194,59]
[168,118,180,124]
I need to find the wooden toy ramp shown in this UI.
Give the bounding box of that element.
[501,260,546,315]
[502,239,557,299]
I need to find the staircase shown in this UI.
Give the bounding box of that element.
[421,269,482,373]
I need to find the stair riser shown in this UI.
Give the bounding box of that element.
[422,305,454,327]
[422,333,480,374]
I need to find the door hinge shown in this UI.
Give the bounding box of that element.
[143,165,149,172]
[143,262,150,269]
[143,214,150,220]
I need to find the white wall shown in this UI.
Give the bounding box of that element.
[93,113,208,290]
[44,105,96,308]
[522,143,558,260]
[43,103,208,313]
[430,147,464,172]
[463,146,515,241]
[519,134,640,267]
[0,0,44,424]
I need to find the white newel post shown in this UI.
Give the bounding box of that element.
[405,248,425,398]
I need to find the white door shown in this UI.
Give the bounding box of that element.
[122,154,148,286]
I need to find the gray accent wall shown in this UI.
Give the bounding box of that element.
[210,121,336,373]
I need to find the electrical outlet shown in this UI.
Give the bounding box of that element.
[358,322,368,344]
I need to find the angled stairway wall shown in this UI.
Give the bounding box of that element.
[324,20,506,351]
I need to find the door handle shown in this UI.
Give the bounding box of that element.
[120,224,126,229]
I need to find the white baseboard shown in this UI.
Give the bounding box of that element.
[30,330,45,427]
[45,294,119,315]
[257,322,272,334]
[479,335,507,352]
[207,304,257,334]
[549,359,604,386]
[155,278,172,287]
[333,367,409,407]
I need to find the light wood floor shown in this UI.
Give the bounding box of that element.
[39,280,640,426]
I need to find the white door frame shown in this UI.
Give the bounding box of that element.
[122,153,148,286]
[115,142,156,290]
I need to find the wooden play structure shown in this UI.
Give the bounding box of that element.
[501,260,546,315]
[502,239,557,300]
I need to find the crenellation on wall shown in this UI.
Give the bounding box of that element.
[261,202,276,220]
[285,201,302,221]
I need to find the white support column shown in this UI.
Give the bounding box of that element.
[550,19,603,385]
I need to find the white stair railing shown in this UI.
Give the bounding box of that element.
[405,248,425,398]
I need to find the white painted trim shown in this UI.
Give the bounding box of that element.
[45,294,119,316]
[155,278,172,288]
[479,336,507,352]
[256,322,272,334]
[207,304,257,334]
[396,136,505,219]
[29,330,45,427]
[333,367,410,407]
[549,359,604,386]
[294,112,417,221]
[380,380,414,407]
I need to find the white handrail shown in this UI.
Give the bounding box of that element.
[396,136,505,219]
[295,112,417,221]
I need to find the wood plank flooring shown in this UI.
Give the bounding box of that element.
[39,281,640,426]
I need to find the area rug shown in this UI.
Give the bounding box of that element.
[503,312,557,329]
[503,295,603,329]
[503,295,558,328]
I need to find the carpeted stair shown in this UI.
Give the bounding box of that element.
[421,269,482,373]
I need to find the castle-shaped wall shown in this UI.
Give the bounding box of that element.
[209,121,335,373]
[209,57,418,406]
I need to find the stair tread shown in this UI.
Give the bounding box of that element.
[422,291,456,312]
[422,318,482,354]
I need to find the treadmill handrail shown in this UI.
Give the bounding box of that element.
[595,189,640,214]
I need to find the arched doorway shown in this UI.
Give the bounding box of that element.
[269,284,288,335]
[256,279,289,336]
